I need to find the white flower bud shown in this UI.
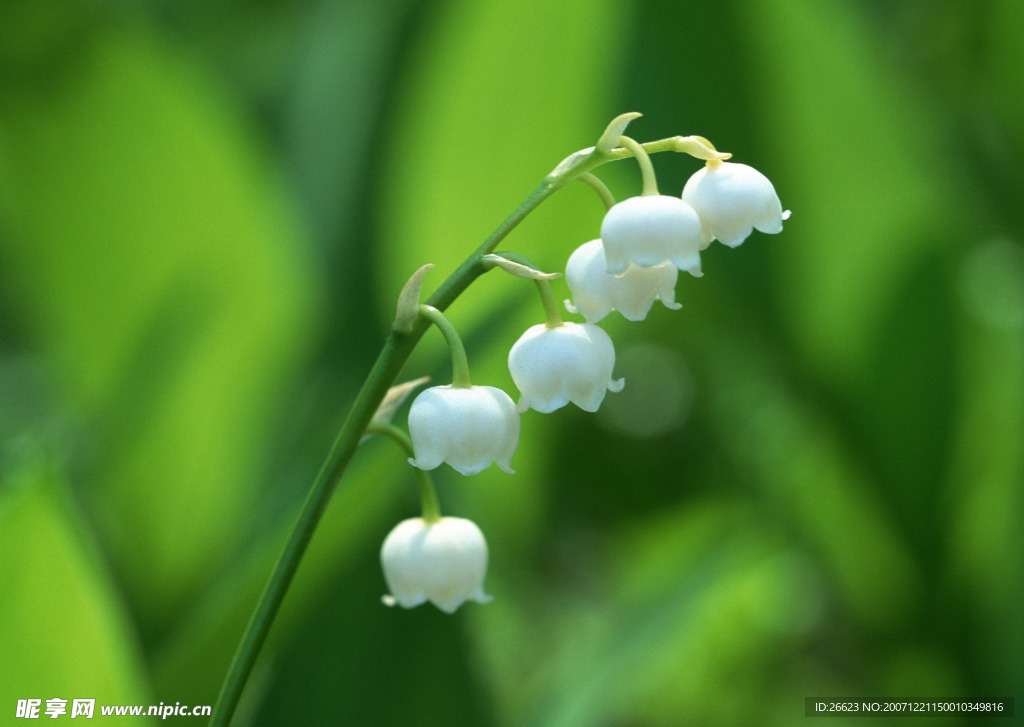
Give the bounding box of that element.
[508,322,624,413]
[681,161,789,248]
[381,516,492,614]
[565,239,682,323]
[408,385,519,475]
[599,195,704,277]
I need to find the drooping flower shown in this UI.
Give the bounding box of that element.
[381,516,492,613]
[600,195,704,277]
[508,322,624,413]
[681,161,789,248]
[565,239,682,323]
[408,385,519,475]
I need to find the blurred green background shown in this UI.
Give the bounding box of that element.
[1,0,1022,724]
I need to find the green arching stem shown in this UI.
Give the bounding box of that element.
[620,135,659,196]
[535,279,564,328]
[366,423,441,523]
[208,131,692,727]
[208,173,559,727]
[576,172,616,211]
[418,304,471,388]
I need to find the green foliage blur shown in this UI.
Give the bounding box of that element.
[2,0,1022,724]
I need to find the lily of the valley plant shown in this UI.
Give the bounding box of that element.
[209,113,788,727]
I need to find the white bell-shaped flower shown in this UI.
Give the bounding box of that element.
[565,239,682,323]
[681,161,789,249]
[599,195,704,277]
[408,385,519,475]
[508,322,624,413]
[381,516,492,613]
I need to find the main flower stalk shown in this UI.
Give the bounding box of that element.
[208,128,698,727]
